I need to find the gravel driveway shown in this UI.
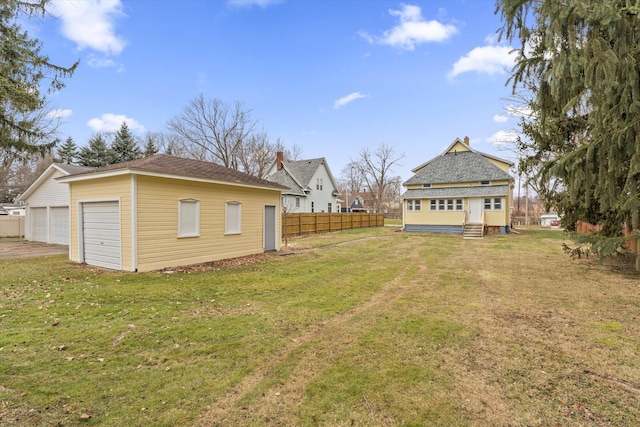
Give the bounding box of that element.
[0,241,68,259]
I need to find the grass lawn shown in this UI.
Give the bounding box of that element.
[1,228,639,426]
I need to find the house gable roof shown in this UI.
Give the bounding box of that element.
[264,156,340,195]
[57,154,289,191]
[19,163,94,201]
[404,138,513,186]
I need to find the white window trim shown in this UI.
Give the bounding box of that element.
[225,201,242,235]
[407,199,421,211]
[178,198,200,238]
[483,197,504,211]
[429,198,463,211]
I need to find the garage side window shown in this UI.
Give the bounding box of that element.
[178,199,200,237]
[225,201,242,234]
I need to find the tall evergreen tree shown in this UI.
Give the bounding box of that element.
[142,135,159,157]
[56,136,78,164]
[497,0,640,267]
[110,122,142,163]
[78,134,110,167]
[0,0,78,158]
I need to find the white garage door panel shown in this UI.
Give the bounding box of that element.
[82,202,121,270]
[51,207,69,245]
[31,207,48,242]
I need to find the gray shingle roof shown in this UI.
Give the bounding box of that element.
[404,151,512,185]
[62,154,289,190]
[401,185,510,199]
[281,158,324,188]
[55,163,94,174]
[266,169,307,196]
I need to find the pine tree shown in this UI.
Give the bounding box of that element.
[0,1,78,158]
[78,134,111,167]
[56,136,78,164]
[110,122,142,163]
[142,136,158,157]
[498,0,640,268]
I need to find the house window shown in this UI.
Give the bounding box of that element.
[328,203,332,213]
[423,183,431,188]
[483,198,504,210]
[438,199,445,210]
[479,180,491,186]
[456,199,463,210]
[178,199,199,238]
[430,200,437,210]
[316,178,323,190]
[225,201,241,234]
[407,200,421,211]
[447,199,454,210]
[311,201,315,213]
[295,197,300,208]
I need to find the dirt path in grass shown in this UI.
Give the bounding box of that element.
[192,238,417,426]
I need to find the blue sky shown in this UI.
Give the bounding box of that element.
[36,0,521,181]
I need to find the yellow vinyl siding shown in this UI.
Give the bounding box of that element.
[136,175,280,272]
[445,141,471,154]
[68,175,132,270]
[486,157,511,173]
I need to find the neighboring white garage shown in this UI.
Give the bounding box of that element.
[80,201,121,270]
[19,163,93,244]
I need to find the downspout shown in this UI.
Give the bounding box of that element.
[131,174,138,272]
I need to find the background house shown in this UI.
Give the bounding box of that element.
[58,155,288,272]
[402,137,514,237]
[263,152,340,213]
[19,163,93,245]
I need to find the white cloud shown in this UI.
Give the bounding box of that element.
[47,109,73,119]
[493,114,508,123]
[50,0,126,55]
[360,4,458,51]
[488,130,519,146]
[333,92,367,109]
[449,45,516,78]
[87,55,118,69]
[227,0,284,8]
[87,113,145,133]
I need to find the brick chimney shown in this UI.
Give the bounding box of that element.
[276,151,283,170]
[464,136,470,146]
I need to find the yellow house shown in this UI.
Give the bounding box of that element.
[57,155,288,272]
[402,137,514,237]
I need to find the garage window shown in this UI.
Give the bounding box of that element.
[178,199,200,237]
[225,201,242,234]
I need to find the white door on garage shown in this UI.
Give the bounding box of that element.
[82,201,121,270]
[30,207,48,242]
[51,207,69,245]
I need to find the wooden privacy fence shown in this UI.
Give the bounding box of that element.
[282,212,384,237]
[0,216,25,238]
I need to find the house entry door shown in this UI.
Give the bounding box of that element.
[264,205,276,251]
[468,198,483,223]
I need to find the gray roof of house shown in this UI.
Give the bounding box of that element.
[401,185,510,199]
[266,169,307,196]
[265,157,338,196]
[55,163,94,174]
[404,151,512,185]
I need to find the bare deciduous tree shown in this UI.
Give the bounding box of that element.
[352,143,404,213]
[167,94,256,169]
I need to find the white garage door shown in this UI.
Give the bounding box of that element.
[30,207,48,242]
[51,207,69,245]
[82,201,121,270]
